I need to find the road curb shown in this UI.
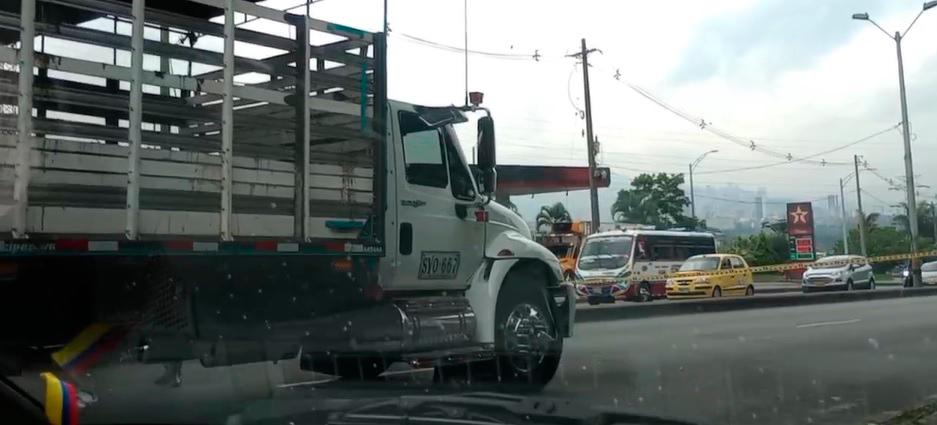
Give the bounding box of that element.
[575,286,937,323]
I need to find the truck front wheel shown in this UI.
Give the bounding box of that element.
[437,266,562,390]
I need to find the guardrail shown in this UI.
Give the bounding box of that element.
[579,250,936,288]
[575,285,937,323]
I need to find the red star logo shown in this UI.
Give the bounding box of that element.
[789,206,809,224]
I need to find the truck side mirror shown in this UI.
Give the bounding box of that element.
[477,116,496,169]
[476,116,497,196]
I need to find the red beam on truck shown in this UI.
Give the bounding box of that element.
[494,165,611,196]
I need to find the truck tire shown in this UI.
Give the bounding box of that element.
[437,265,562,390]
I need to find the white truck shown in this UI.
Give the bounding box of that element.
[0,0,573,388]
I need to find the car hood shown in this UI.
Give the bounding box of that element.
[804,266,849,276]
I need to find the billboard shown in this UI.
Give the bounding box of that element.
[787,202,816,261]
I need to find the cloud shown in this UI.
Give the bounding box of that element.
[669,0,901,85]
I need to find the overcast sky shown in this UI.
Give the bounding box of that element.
[279,0,937,217]
[54,1,937,220]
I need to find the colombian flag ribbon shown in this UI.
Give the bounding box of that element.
[40,373,79,425]
[51,323,128,375]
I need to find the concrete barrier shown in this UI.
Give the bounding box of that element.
[575,286,937,323]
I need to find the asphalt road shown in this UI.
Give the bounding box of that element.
[11,295,937,425]
[552,295,937,424]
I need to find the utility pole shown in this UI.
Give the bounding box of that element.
[932,201,937,245]
[463,0,469,106]
[840,179,850,255]
[854,155,867,256]
[568,39,601,232]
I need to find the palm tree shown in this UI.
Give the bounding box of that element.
[536,203,571,232]
[611,189,657,225]
[892,202,936,238]
[863,212,880,231]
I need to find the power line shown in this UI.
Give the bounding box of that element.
[566,63,584,116]
[394,32,540,60]
[694,125,900,175]
[615,81,895,167]
[392,32,908,174]
[861,188,892,206]
[695,193,830,205]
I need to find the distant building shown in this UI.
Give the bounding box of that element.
[754,196,764,222]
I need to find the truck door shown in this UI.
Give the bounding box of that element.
[392,110,485,290]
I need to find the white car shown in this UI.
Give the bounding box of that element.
[922,261,937,285]
[802,255,875,293]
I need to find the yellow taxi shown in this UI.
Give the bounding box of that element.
[666,254,755,299]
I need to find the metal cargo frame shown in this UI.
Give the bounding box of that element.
[0,0,387,255]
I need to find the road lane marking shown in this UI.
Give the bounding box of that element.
[795,319,861,329]
[276,377,337,388]
[379,367,435,377]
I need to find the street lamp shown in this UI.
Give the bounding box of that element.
[852,2,935,286]
[689,149,718,219]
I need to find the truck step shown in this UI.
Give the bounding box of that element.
[402,344,495,368]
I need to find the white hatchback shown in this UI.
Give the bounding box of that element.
[802,255,875,293]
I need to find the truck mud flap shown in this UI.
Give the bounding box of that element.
[547,284,574,338]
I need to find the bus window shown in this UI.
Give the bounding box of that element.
[651,244,673,261]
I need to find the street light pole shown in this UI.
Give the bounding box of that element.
[689,163,695,219]
[854,155,867,256]
[689,150,718,220]
[894,31,921,285]
[852,2,936,285]
[840,178,850,255]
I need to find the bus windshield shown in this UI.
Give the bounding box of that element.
[578,236,633,270]
[546,244,573,258]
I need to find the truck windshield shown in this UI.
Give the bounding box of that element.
[578,236,632,270]
[680,257,720,271]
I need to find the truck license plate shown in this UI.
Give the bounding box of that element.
[418,251,461,280]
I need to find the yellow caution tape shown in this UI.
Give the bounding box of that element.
[579,250,937,287]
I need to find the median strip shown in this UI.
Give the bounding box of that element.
[574,286,937,323]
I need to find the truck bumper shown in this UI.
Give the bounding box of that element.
[548,283,575,338]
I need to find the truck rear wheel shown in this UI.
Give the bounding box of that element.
[436,266,562,390]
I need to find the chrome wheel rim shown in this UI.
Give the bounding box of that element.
[503,303,554,374]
